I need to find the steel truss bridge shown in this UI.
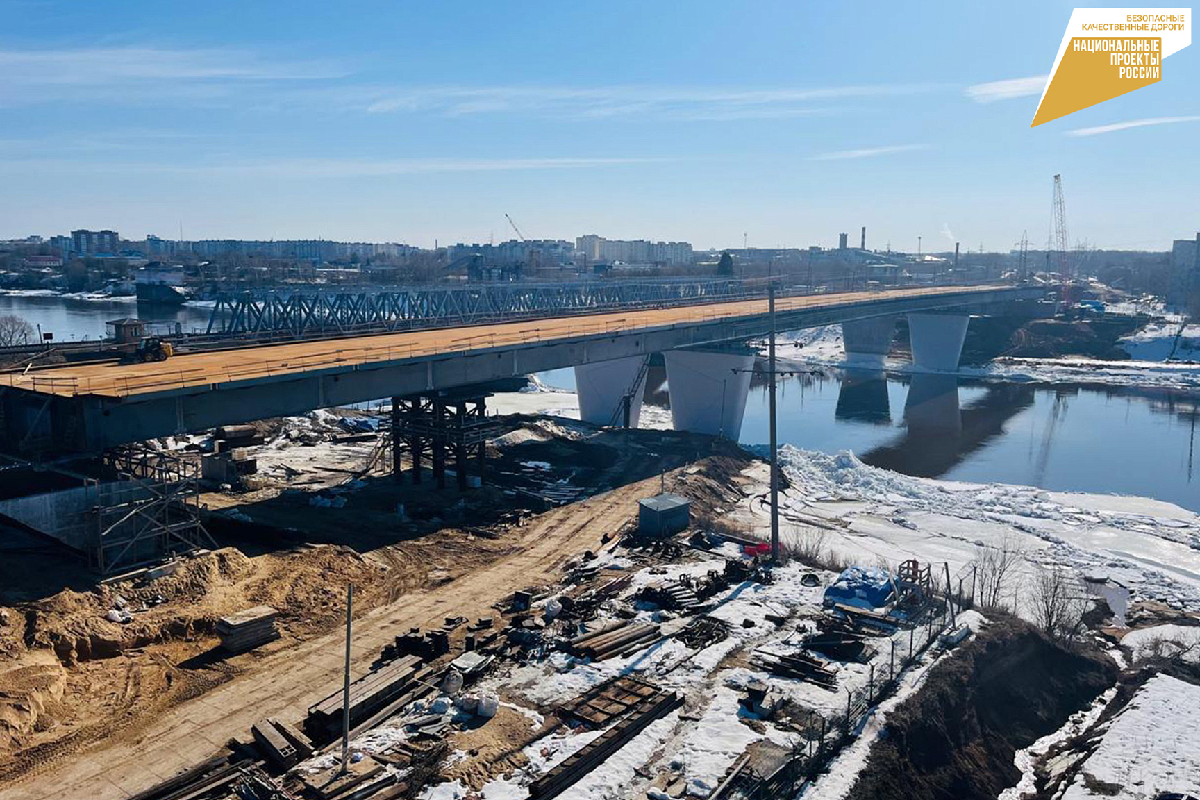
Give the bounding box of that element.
[204,278,767,338]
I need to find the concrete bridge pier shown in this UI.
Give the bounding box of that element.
[574,355,649,427]
[664,349,755,439]
[841,316,897,367]
[907,313,970,372]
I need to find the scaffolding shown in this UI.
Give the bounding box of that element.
[94,445,215,575]
[390,389,500,490]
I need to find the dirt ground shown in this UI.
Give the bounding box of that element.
[0,416,751,799]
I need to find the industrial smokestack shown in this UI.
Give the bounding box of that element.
[954,242,960,270]
[860,226,866,250]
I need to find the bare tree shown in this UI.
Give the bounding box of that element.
[779,525,849,572]
[1031,567,1089,640]
[1129,633,1200,667]
[972,533,1025,611]
[0,314,34,348]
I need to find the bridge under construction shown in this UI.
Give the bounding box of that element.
[1,283,1045,454]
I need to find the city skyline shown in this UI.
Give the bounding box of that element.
[1,1,1197,251]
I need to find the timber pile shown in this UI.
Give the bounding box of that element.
[216,605,279,653]
[529,689,682,799]
[753,649,838,690]
[306,655,423,740]
[568,620,660,660]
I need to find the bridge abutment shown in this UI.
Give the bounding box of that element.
[574,355,648,427]
[664,349,754,439]
[907,313,970,372]
[841,316,897,367]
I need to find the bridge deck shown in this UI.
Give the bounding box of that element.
[3,285,1008,399]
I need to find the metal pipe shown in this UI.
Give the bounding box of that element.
[769,284,779,564]
[341,583,353,774]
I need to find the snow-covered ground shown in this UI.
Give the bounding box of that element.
[1000,686,1120,800]
[411,552,978,800]
[732,447,1200,616]
[1119,623,1200,663]
[1120,320,1200,361]
[1059,674,1200,799]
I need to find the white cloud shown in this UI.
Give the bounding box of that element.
[363,83,942,119]
[1066,115,1200,136]
[0,46,341,106]
[965,75,1047,103]
[807,144,929,161]
[0,155,662,178]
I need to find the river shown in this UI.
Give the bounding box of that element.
[4,292,1197,512]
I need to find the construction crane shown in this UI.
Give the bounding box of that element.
[1052,174,1070,281]
[505,213,527,242]
[504,213,541,273]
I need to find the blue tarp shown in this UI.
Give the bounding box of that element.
[822,566,894,610]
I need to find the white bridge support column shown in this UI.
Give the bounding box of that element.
[574,355,648,427]
[907,313,970,372]
[664,350,754,439]
[841,316,897,367]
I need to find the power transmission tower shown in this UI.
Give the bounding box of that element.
[1052,174,1070,280]
[1016,231,1030,282]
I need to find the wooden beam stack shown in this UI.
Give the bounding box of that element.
[216,605,279,653]
[305,655,423,741]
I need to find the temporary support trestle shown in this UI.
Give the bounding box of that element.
[390,389,499,490]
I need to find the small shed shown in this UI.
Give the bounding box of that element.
[107,318,145,344]
[637,493,690,537]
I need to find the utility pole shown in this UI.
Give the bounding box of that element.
[340,583,354,774]
[768,284,779,564]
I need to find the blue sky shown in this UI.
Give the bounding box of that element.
[1,0,1196,250]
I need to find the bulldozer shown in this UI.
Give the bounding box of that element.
[119,337,174,364]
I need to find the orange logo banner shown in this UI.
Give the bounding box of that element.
[1032,9,1191,127]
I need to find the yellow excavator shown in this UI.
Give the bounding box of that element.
[119,337,174,364]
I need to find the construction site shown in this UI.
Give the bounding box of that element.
[1,279,1199,800]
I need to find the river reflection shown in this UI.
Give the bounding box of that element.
[833,371,892,425]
